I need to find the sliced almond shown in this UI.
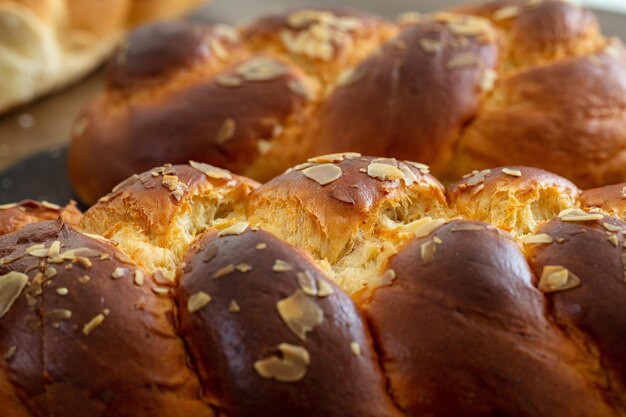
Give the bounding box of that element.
[0,272,29,318]
[219,222,249,236]
[538,266,581,293]
[521,233,553,244]
[367,162,404,181]
[277,289,324,340]
[254,343,310,382]
[189,160,232,180]
[188,291,212,314]
[302,163,342,185]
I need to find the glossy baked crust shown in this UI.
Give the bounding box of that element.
[4,154,626,415]
[69,0,626,204]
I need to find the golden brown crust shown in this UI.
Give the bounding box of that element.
[69,54,309,204]
[0,220,213,417]
[69,1,626,204]
[178,228,401,417]
[305,18,498,173]
[450,40,626,188]
[106,22,240,94]
[363,220,616,416]
[579,183,626,219]
[526,216,626,408]
[0,201,82,237]
[456,0,601,68]
[6,159,626,414]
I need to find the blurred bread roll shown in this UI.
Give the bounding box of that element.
[0,0,202,113]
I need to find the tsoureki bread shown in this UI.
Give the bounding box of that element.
[0,0,202,113]
[2,153,626,416]
[68,0,626,205]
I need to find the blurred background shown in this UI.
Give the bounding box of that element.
[0,0,625,200]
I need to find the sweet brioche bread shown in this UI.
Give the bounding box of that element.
[69,0,626,205]
[4,153,626,415]
[0,0,202,113]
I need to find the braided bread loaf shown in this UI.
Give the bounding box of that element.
[3,153,626,416]
[68,0,626,205]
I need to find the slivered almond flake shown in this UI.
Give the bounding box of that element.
[273,259,293,272]
[398,217,446,238]
[41,201,61,210]
[369,269,396,290]
[209,38,228,60]
[622,186,626,199]
[256,243,267,250]
[481,69,498,92]
[472,183,485,195]
[521,234,553,244]
[447,51,480,69]
[214,264,236,278]
[48,241,61,258]
[216,74,243,87]
[56,288,68,296]
[288,79,312,100]
[188,292,212,313]
[215,118,236,144]
[237,57,288,81]
[257,139,272,155]
[558,208,604,222]
[420,239,439,264]
[603,223,623,232]
[608,234,619,247]
[0,203,17,210]
[152,286,169,295]
[236,263,253,273]
[404,160,430,173]
[502,168,522,177]
[4,346,16,361]
[308,152,361,163]
[219,222,249,236]
[419,38,443,53]
[254,343,310,382]
[291,162,313,171]
[111,267,128,280]
[297,271,317,296]
[83,314,105,335]
[189,160,232,180]
[134,270,144,286]
[538,266,581,293]
[350,341,362,356]
[0,272,29,318]
[399,164,419,186]
[277,290,324,340]
[493,5,521,20]
[302,163,342,185]
[372,157,398,167]
[367,162,404,181]
[228,299,241,312]
[450,224,485,232]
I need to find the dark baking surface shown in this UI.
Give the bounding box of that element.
[0,146,79,206]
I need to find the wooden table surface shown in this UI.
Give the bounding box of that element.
[1,0,625,172]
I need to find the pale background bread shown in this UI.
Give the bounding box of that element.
[0,0,202,114]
